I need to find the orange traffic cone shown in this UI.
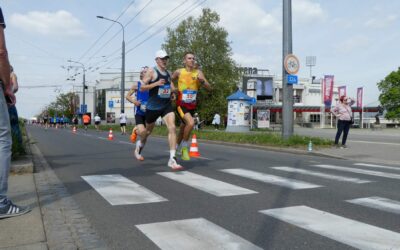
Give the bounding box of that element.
[108,128,114,140]
[189,134,200,158]
[72,126,77,133]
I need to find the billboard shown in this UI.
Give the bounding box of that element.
[243,76,273,101]
[257,109,270,128]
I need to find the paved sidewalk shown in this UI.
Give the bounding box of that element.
[0,174,47,250]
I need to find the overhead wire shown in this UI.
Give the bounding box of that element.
[78,0,136,62]
[90,0,206,73]
[82,0,153,65]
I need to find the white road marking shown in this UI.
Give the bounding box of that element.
[348,140,400,146]
[354,163,400,171]
[81,174,167,205]
[118,141,132,145]
[272,166,371,184]
[347,196,400,215]
[157,171,257,197]
[136,218,262,250]
[220,168,322,189]
[260,205,400,250]
[311,164,400,180]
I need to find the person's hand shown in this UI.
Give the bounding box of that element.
[157,79,166,86]
[134,100,141,106]
[4,88,16,107]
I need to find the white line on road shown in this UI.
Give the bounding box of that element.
[136,218,262,250]
[220,168,322,189]
[347,196,400,215]
[272,166,371,184]
[81,174,167,205]
[260,205,400,250]
[118,141,132,145]
[354,163,400,171]
[157,171,257,197]
[348,140,400,146]
[311,164,400,180]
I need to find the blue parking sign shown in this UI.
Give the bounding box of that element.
[287,75,298,84]
[108,100,114,108]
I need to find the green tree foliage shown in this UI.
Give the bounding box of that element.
[378,67,400,120]
[40,92,78,119]
[162,8,240,123]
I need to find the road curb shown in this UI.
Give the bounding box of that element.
[27,131,108,250]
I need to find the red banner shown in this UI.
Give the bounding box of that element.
[338,86,346,98]
[323,75,334,107]
[357,87,363,108]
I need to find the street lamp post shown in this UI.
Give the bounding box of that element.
[68,60,86,115]
[97,15,125,113]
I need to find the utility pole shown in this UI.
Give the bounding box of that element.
[282,0,294,139]
[68,60,86,115]
[97,16,125,114]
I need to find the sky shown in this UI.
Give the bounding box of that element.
[2,0,399,118]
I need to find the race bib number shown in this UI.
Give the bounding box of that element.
[182,90,197,103]
[158,85,171,98]
[140,101,147,112]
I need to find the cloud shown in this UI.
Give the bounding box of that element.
[293,0,326,24]
[213,0,281,45]
[335,35,371,54]
[10,10,86,37]
[365,15,398,29]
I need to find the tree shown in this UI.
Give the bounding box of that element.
[39,92,78,119]
[162,8,240,124]
[377,67,400,120]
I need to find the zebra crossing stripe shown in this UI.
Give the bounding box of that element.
[272,166,371,184]
[311,164,400,180]
[81,175,167,205]
[354,163,400,172]
[157,171,257,197]
[136,218,262,250]
[347,196,400,215]
[260,205,400,250]
[220,168,321,189]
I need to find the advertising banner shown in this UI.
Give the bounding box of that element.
[323,75,334,108]
[338,86,346,98]
[257,109,270,128]
[227,101,250,126]
[357,87,363,108]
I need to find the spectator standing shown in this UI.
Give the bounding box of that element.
[212,113,221,130]
[0,7,31,218]
[331,96,355,148]
[8,65,22,146]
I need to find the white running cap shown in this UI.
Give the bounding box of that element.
[155,50,169,59]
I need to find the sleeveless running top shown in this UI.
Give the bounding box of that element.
[135,81,149,116]
[146,67,172,111]
[176,68,200,110]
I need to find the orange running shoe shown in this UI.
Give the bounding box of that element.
[130,127,138,143]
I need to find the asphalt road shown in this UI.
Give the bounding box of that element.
[28,125,400,250]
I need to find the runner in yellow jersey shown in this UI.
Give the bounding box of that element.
[171,52,211,161]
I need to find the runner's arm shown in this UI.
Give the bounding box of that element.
[198,71,212,91]
[140,68,164,91]
[126,83,140,106]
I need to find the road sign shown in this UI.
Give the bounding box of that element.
[108,100,114,108]
[284,54,300,75]
[249,97,257,105]
[287,75,298,84]
[80,104,87,114]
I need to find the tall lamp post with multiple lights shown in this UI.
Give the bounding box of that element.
[68,60,86,115]
[96,15,126,113]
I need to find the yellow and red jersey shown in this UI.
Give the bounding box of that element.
[176,68,201,110]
